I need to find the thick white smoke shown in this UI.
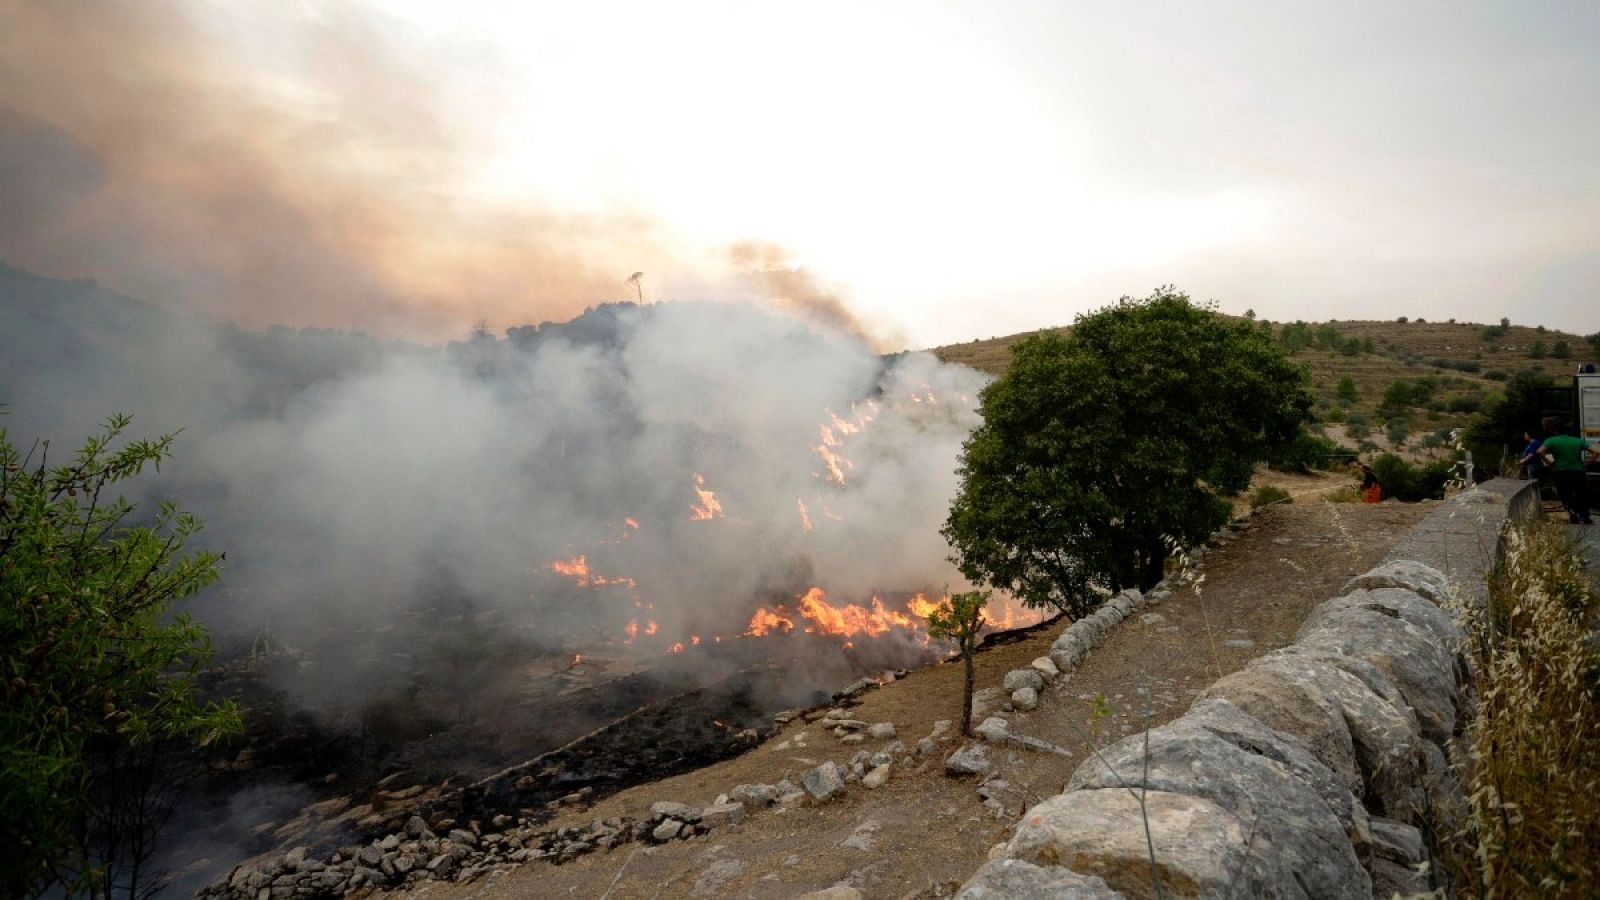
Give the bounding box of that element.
[0,276,992,718]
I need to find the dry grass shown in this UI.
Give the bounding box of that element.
[1443,521,1600,897]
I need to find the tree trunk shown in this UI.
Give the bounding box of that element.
[961,651,975,736]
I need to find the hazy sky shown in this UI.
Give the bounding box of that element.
[2,1,1595,347]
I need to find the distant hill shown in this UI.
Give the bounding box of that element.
[933,314,1599,461]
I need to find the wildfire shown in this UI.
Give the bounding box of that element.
[548,555,589,579]
[624,619,639,642]
[743,588,930,640]
[645,620,658,636]
[668,642,685,653]
[546,554,635,588]
[623,517,639,529]
[739,588,1045,644]
[810,405,879,485]
[689,473,724,520]
[797,498,813,532]
[746,607,794,636]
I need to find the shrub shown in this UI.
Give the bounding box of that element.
[1249,485,1292,508]
[1447,394,1483,414]
[1530,340,1547,359]
[1370,452,1456,500]
[1484,369,1510,382]
[1335,376,1359,405]
[0,417,239,897]
[1266,431,1342,473]
[1552,340,1571,359]
[1443,522,1600,896]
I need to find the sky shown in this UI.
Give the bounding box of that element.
[1,0,1596,348]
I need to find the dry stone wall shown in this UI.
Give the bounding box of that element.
[959,480,1538,899]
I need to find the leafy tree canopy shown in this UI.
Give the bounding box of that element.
[0,415,239,897]
[942,288,1311,616]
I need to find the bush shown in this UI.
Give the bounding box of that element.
[0,417,240,897]
[1484,369,1510,382]
[1335,376,1359,405]
[1446,394,1483,414]
[1444,522,1600,895]
[1552,340,1571,359]
[1249,485,1292,508]
[1370,452,1456,501]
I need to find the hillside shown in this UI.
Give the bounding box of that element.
[934,316,1598,467]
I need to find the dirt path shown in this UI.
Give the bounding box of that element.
[395,496,1431,900]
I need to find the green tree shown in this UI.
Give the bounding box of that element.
[1464,370,1556,477]
[925,590,988,736]
[1530,340,1547,359]
[0,416,239,898]
[942,288,1311,616]
[1336,376,1359,406]
[1551,340,1571,360]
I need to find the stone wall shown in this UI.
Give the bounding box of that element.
[958,480,1538,899]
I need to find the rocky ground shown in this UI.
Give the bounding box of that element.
[240,481,1417,900]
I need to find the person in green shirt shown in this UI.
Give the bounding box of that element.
[1539,418,1596,524]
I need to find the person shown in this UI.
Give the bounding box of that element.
[1519,430,1544,482]
[1358,462,1381,504]
[1539,418,1595,524]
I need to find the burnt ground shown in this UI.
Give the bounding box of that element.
[391,484,1432,900]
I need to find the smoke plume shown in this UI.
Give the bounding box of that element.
[0,1,664,337]
[0,264,990,719]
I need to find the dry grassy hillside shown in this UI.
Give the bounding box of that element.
[933,316,1597,463]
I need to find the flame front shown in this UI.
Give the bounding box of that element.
[797,498,813,532]
[689,473,724,520]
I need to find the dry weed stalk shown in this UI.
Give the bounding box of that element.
[1444,521,1599,897]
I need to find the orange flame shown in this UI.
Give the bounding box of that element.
[547,554,635,588]
[624,619,639,642]
[746,608,794,636]
[797,498,813,532]
[668,642,685,654]
[644,620,658,636]
[548,555,589,580]
[689,473,724,520]
[623,517,639,529]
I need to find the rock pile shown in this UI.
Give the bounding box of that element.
[202,708,926,899]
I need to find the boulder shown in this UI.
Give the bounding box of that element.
[946,743,992,776]
[649,801,701,823]
[1050,631,1092,671]
[862,764,891,789]
[1004,789,1263,897]
[1180,699,1370,850]
[699,802,745,829]
[1342,560,1452,607]
[651,820,682,842]
[1065,721,1370,898]
[957,859,1122,899]
[1200,653,1363,790]
[801,761,846,802]
[1303,587,1465,658]
[975,716,1010,743]
[1012,687,1040,711]
[1294,605,1460,745]
[867,722,897,740]
[1030,657,1060,681]
[1004,669,1046,693]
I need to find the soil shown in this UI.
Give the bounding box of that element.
[391,484,1431,900]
